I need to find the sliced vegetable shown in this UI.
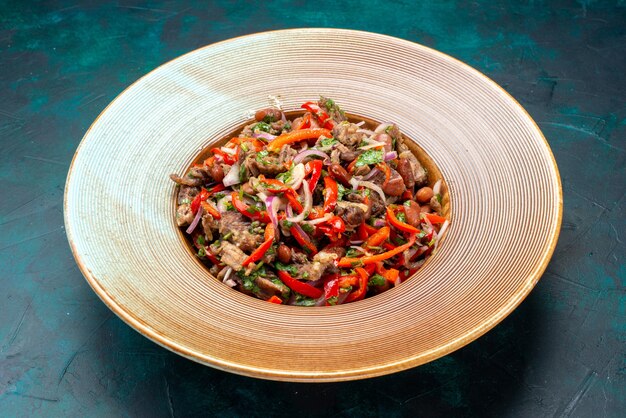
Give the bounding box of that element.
[267,128,332,152]
[387,207,421,234]
[338,234,417,267]
[242,223,275,267]
[231,192,271,223]
[290,224,318,255]
[267,295,283,304]
[323,176,338,212]
[344,267,369,303]
[277,270,323,299]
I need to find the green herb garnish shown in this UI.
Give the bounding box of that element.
[368,274,386,287]
[355,149,384,167]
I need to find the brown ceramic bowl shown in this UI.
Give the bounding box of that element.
[64,29,562,382]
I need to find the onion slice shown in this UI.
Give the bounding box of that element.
[356,180,386,204]
[216,194,233,213]
[186,205,203,234]
[433,179,442,196]
[254,132,277,141]
[384,151,398,161]
[222,162,241,187]
[285,179,312,223]
[264,195,280,238]
[362,167,380,181]
[293,149,331,165]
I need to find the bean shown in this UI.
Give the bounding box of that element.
[329,163,352,187]
[416,186,434,203]
[254,108,283,122]
[277,244,292,264]
[209,164,224,183]
[404,201,421,227]
[396,157,415,188]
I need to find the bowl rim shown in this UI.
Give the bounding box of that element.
[64,28,563,381]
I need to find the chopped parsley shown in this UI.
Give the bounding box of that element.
[197,235,205,245]
[345,248,362,257]
[326,296,338,305]
[238,163,248,182]
[294,294,317,306]
[319,137,338,147]
[321,97,345,117]
[262,115,276,123]
[355,149,384,167]
[253,122,271,133]
[435,193,442,204]
[179,198,191,205]
[275,261,299,276]
[337,183,352,200]
[276,166,293,184]
[224,201,235,211]
[256,150,269,164]
[396,212,407,223]
[197,247,206,258]
[301,223,314,234]
[368,274,386,287]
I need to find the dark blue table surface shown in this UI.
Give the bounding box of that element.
[1,1,625,416]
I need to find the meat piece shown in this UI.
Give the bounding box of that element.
[396,157,415,189]
[333,122,365,148]
[255,107,283,122]
[382,168,406,196]
[335,143,360,161]
[404,201,421,227]
[170,173,203,187]
[177,185,199,205]
[279,144,298,163]
[375,133,394,153]
[346,192,372,219]
[429,195,442,214]
[248,144,294,176]
[353,165,370,177]
[398,150,428,187]
[369,189,386,217]
[292,251,309,264]
[318,96,347,122]
[201,212,219,241]
[335,201,367,228]
[315,246,345,275]
[176,204,195,226]
[188,166,211,182]
[211,241,247,271]
[218,211,263,253]
[255,276,289,300]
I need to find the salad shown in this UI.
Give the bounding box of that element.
[170,97,449,306]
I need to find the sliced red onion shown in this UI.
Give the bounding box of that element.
[356,128,375,136]
[355,121,366,127]
[186,205,203,234]
[373,218,386,228]
[217,194,233,213]
[384,151,398,161]
[349,177,360,191]
[265,195,280,237]
[314,294,327,306]
[222,267,237,287]
[362,167,380,181]
[305,213,332,225]
[433,179,442,196]
[222,162,241,187]
[306,276,326,288]
[434,220,450,249]
[286,179,311,223]
[293,149,331,165]
[253,132,277,141]
[221,146,237,155]
[287,163,305,190]
[407,259,426,271]
[349,240,364,245]
[375,122,392,133]
[394,276,402,287]
[349,246,368,254]
[356,180,386,204]
[281,112,287,123]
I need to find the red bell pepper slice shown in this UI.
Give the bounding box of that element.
[386,207,421,234]
[317,215,345,241]
[231,192,271,223]
[190,188,211,214]
[305,160,323,193]
[344,267,369,303]
[297,113,312,129]
[277,270,323,299]
[338,234,416,267]
[424,213,447,224]
[267,128,332,152]
[289,225,318,255]
[323,176,338,212]
[200,201,221,220]
[377,163,391,188]
[364,226,390,248]
[210,146,239,165]
[267,295,283,304]
[242,224,275,267]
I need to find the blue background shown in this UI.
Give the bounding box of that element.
[1,1,624,416]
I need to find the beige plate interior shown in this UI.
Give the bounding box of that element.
[64,29,562,382]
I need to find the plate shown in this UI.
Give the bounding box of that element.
[64,29,562,381]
